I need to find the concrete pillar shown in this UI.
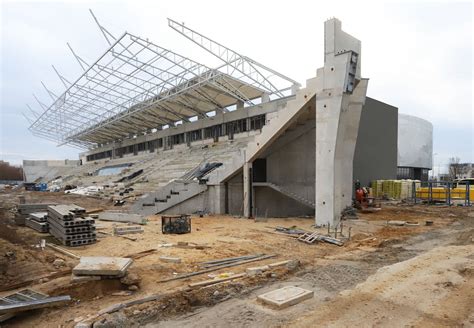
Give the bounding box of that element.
[112,142,116,159]
[313,18,368,227]
[243,162,252,217]
[236,100,244,110]
[261,93,270,103]
[212,184,226,214]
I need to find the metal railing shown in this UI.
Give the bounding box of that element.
[412,180,471,206]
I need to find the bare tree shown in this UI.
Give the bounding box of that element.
[0,161,23,180]
[448,156,461,180]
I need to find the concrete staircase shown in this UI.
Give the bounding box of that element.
[131,180,208,216]
[253,182,315,209]
[208,80,316,184]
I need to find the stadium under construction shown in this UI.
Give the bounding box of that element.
[24,15,433,226]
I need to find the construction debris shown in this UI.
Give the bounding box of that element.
[246,265,270,276]
[125,249,157,260]
[274,226,308,235]
[297,232,344,246]
[188,272,246,288]
[47,204,97,246]
[199,254,265,268]
[159,254,277,283]
[0,289,71,317]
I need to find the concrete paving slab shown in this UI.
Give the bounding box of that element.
[257,286,313,309]
[73,257,133,276]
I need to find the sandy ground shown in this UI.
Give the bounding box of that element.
[0,190,473,327]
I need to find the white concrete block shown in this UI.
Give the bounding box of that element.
[258,286,313,309]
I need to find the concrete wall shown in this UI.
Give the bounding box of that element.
[353,97,398,187]
[398,113,433,169]
[251,97,398,217]
[23,159,81,183]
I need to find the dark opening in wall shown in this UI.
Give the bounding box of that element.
[253,158,267,182]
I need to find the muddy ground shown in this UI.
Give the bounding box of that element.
[0,190,473,327]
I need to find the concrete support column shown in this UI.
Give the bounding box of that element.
[261,93,270,103]
[111,142,116,159]
[213,184,226,214]
[243,162,252,218]
[236,100,244,110]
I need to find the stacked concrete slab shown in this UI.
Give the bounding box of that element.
[47,205,96,246]
[25,212,49,233]
[16,203,55,225]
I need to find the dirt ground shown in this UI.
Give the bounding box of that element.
[0,190,473,327]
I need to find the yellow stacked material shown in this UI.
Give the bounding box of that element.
[400,180,411,199]
[385,180,397,198]
[416,187,474,201]
[371,180,383,197]
[394,181,402,199]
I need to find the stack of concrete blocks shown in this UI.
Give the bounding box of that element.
[47,205,96,247]
[25,212,49,233]
[16,203,55,226]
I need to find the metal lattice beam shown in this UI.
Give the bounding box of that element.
[27,14,299,149]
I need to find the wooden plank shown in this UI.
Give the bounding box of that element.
[189,273,246,288]
[158,254,277,283]
[125,249,157,259]
[46,243,81,259]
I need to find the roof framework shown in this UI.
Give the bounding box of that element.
[27,15,299,148]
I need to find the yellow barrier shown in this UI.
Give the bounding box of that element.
[416,187,474,201]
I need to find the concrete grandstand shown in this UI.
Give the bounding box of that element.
[24,16,431,226]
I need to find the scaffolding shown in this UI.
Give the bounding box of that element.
[26,12,299,149]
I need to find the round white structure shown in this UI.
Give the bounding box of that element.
[397,113,433,180]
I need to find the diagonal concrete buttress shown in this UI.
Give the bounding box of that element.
[313,18,369,226]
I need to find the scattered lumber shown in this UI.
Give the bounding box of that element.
[125,249,157,260]
[199,254,264,268]
[297,232,344,246]
[86,208,104,214]
[158,254,277,283]
[120,235,137,241]
[46,243,81,259]
[189,273,246,288]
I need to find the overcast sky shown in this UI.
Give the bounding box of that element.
[1,0,472,171]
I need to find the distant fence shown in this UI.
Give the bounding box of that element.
[412,181,472,206]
